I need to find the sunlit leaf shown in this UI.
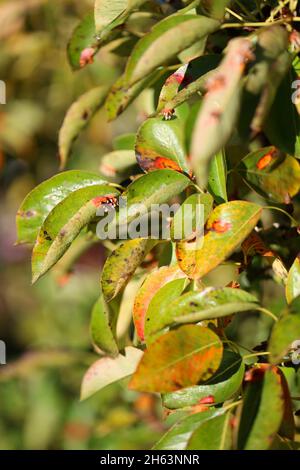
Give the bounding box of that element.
[101,238,156,302]
[129,325,223,393]
[187,412,232,449]
[133,265,186,341]
[16,171,108,244]
[152,287,258,332]
[135,116,189,173]
[176,201,262,279]
[124,15,220,86]
[269,312,300,364]
[80,346,143,400]
[238,146,300,203]
[286,255,300,304]
[144,277,188,343]
[32,184,119,283]
[156,64,188,114]
[59,86,108,169]
[191,37,254,188]
[163,350,244,409]
[153,408,224,450]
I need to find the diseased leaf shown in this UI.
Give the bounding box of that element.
[187,412,232,450]
[286,255,300,304]
[156,64,188,114]
[90,295,119,357]
[129,325,223,393]
[153,409,224,450]
[67,12,96,70]
[124,15,220,86]
[16,170,107,244]
[105,70,160,121]
[191,37,254,188]
[269,312,300,364]
[238,367,285,450]
[101,238,156,302]
[170,193,213,241]
[153,287,258,332]
[32,184,119,283]
[59,86,108,169]
[133,265,186,341]
[163,351,244,409]
[157,55,221,115]
[238,146,300,203]
[208,149,227,204]
[176,201,262,279]
[135,116,189,173]
[80,346,143,400]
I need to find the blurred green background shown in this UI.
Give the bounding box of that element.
[0,0,162,450]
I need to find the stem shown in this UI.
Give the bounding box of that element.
[222,399,243,412]
[235,0,258,20]
[263,206,299,227]
[243,351,271,360]
[255,307,278,322]
[221,18,286,28]
[226,7,244,21]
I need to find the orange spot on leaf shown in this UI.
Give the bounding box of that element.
[211,220,232,233]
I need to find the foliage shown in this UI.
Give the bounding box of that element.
[10,0,300,450]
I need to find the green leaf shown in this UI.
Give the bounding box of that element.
[16,170,108,244]
[59,86,108,169]
[67,12,96,70]
[80,346,143,400]
[153,287,258,332]
[153,408,224,450]
[105,70,160,121]
[191,37,253,188]
[238,368,285,450]
[286,255,300,304]
[135,116,189,173]
[187,412,232,450]
[101,239,156,302]
[264,70,300,158]
[115,169,192,229]
[90,295,119,357]
[31,184,119,283]
[170,193,213,241]
[269,312,300,364]
[208,149,228,204]
[176,201,262,279]
[99,150,137,182]
[129,325,223,393]
[124,15,220,85]
[238,147,300,203]
[133,265,186,341]
[144,277,188,343]
[163,350,245,409]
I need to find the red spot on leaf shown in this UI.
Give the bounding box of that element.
[198,395,215,405]
[79,47,95,68]
[92,195,118,208]
[211,220,232,233]
[154,157,182,171]
[256,153,273,170]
